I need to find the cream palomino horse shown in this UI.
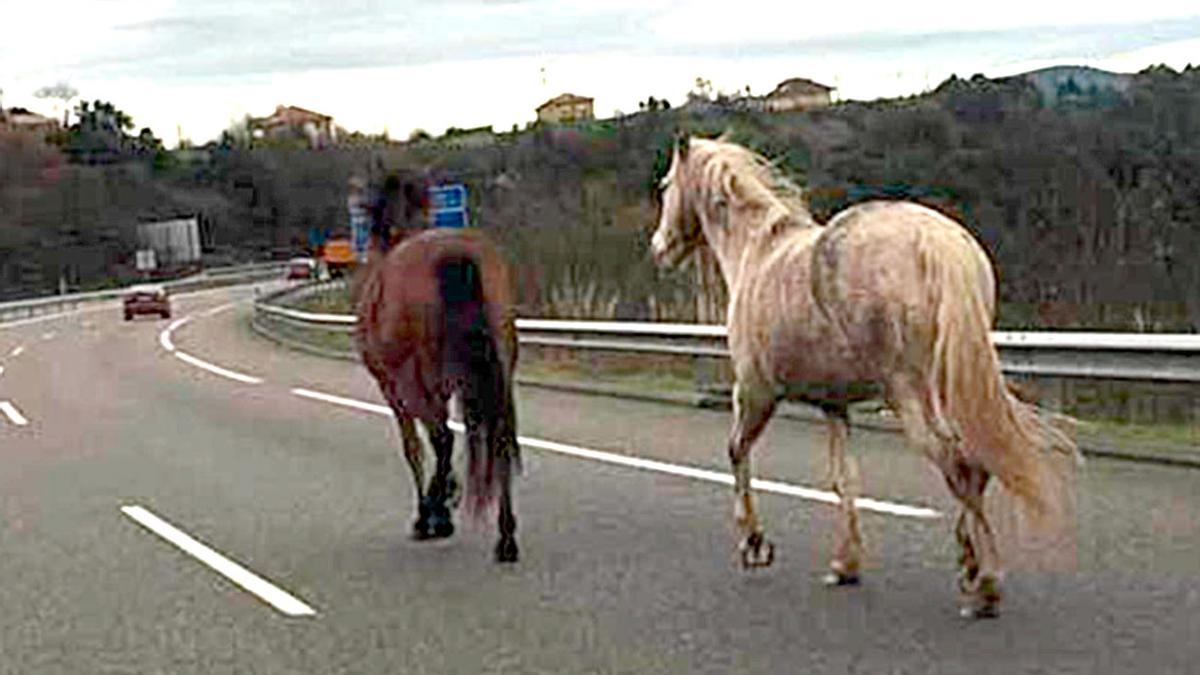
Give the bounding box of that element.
[650,135,1079,618]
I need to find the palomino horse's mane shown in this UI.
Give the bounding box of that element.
[685,136,817,231]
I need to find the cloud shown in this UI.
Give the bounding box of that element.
[63,1,668,80]
[55,2,1200,84]
[5,0,1199,143]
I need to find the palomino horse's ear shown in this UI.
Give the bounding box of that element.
[723,172,738,199]
[674,130,690,159]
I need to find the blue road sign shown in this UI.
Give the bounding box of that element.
[430,184,465,210]
[350,211,370,260]
[428,184,469,228]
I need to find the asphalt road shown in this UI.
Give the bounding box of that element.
[2,284,1199,674]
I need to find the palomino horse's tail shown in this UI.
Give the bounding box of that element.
[924,233,1081,530]
[437,255,520,517]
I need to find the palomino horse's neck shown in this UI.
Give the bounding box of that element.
[688,145,816,293]
[701,208,811,294]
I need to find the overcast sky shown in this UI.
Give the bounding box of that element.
[3,1,1199,144]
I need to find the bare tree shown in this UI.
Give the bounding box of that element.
[35,82,79,127]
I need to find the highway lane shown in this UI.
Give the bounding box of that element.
[2,285,1199,673]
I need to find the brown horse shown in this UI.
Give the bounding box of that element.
[355,226,521,562]
[650,135,1080,618]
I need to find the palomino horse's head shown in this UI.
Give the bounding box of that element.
[650,136,703,269]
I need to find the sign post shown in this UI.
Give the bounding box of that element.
[428,184,469,228]
[347,177,370,263]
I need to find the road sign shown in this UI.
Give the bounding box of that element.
[428,184,469,228]
[349,210,370,261]
[432,209,468,228]
[429,184,465,210]
[136,249,157,271]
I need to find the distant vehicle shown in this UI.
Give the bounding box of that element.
[286,257,318,280]
[320,238,356,278]
[123,284,171,321]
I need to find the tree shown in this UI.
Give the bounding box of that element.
[688,77,714,103]
[408,128,431,142]
[638,96,671,112]
[35,82,79,127]
[74,100,134,135]
[219,115,253,149]
[58,100,142,164]
[135,127,163,154]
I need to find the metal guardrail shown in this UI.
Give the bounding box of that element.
[251,281,1200,384]
[0,262,288,324]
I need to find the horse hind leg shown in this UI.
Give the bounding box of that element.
[945,461,1001,619]
[728,380,777,568]
[393,414,438,541]
[418,418,457,540]
[820,404,864,586]
[889,379,1001,618]
[494,454,518,563]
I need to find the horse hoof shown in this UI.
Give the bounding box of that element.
[959,575,1001,618]
[738,534,775,569]
[822,571,861,587]
[959,602,1000,619]
[430,518,455,539]
[422,507,455,539]
[494,537,519,563]
[411,515,454,540]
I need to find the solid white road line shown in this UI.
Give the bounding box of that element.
[120,505,316,617]
[292,388,393,416]
[174,351,263,385]
[0,365,5,378]
[160,308,263,384]
[160,317,191,352]
[0,401,30,427]
[514,434,942,519]
[290,387,942,520]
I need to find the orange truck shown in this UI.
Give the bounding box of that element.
[319,237,357,277]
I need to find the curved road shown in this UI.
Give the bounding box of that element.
[2,284,1199,674]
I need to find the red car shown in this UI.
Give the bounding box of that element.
[123,284,171,320]
[286,257,318,280]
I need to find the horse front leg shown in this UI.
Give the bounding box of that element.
[394,414,436,540]
[728,380,777,568]
[820,404,864,586]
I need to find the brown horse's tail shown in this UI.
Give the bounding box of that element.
[923,231,1081,531]
[437,255,520,517]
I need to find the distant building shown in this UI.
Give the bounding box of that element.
[249,105,336,148]
[2,107,60,137]
[761,78,835,112]
[536,93,595,124]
